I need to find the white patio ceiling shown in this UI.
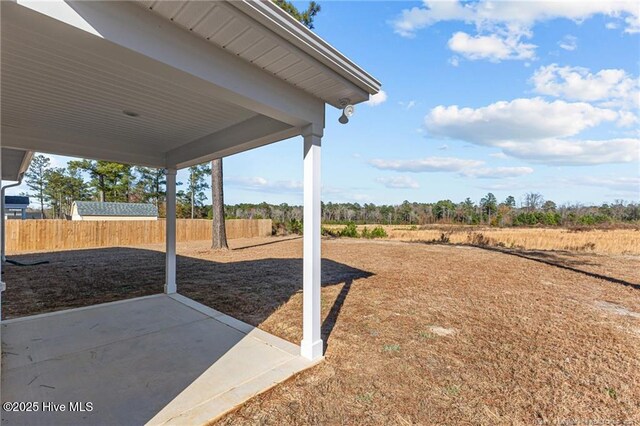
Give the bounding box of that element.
[2,26,257,157]
[1,2,286,169]
[1,0,380,169]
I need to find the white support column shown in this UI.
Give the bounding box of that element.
[165,168,177,294]
[301,125,323,360]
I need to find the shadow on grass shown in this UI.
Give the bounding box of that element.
[232,235,302,251]
[2,246,374,350]
[419,240,639,290]
[321,278,353,351]
[478,245,640,290]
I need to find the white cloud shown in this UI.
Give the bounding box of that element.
[531,64,639,108]
[364,90,388,106]
[477,181,538,191]
[370,156,483,173]
[375,176,420,189]
[322,186,373,203]
[226,176,302,193]
[351,193,373,202]
[447,31,536,62]
[426,98,617,143]
[392,0,474,38]
[234,176,267,186]
[624,11,640,33]
[461,167,534,179]
[498,138,639,165]
[369,156,536,179]
[399,100,417,110]
[391,1,638,61]
[425,97,638,165]
[489,152,508,159]
[558,35,578,51]
[392,0,639,37]
[530,64,639,132]
[618,110,639,127]
[437,144,449,151]
[566,176,640,194]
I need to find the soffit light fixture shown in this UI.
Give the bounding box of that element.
[338,98,354,124]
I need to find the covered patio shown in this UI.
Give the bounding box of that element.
[0,1,380,424]
[3,294,312,425]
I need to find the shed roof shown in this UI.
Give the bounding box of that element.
[74,201,158,217]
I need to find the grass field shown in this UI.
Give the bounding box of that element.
[3,237,639,424]
[327,224,640,255]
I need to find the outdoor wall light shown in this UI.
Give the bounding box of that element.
[338,98,354,124]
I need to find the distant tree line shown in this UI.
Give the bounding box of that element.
[224,195,640,227]
[24,155,638,226]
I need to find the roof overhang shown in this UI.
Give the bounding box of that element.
[141,0,381,107]
[1,148,33,181]
[231,1,381,98]
[1,0,381,171]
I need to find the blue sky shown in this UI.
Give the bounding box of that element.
[11,1,640,207]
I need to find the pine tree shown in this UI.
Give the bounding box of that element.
[43,168,89,218]
[182,164,211,219]
[134,167,167,209]
[24,154,51,218]
[68,160,133,202]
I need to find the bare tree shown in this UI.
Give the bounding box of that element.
[211,158,228,250]
[523,192,544,212]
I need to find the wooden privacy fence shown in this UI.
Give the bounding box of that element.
[6,219,272,254]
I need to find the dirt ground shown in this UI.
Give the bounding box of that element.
[3,237,640,425]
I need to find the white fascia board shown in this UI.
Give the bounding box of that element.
[231,0,382,100]
[18,151,34,177]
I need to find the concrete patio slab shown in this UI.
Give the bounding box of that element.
[1,294,319,425]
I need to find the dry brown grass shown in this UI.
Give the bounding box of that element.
[327,224,640,255]
[3,237,640,424]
